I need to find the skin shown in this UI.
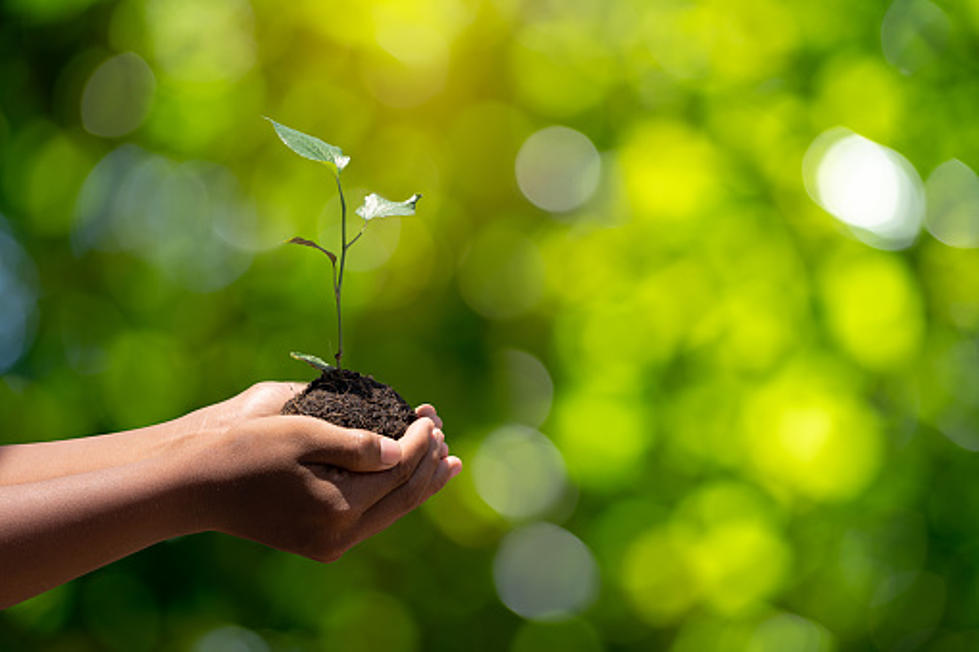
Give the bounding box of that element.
[0,382,462,608]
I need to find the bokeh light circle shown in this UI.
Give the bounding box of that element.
[457,223,544,320]
[494,522,599,621]
[497,348,554,427]
[924,159,979,248]
[747,612,835,652]
[508,22,615,117]
[622,483,791,625]
[552,387,651,491]
[510,618,604,652]
[881,0,950,74]
[743,358,883,501]
[193,625,269,652]
[322,591,419,652]
[515,126,600,213]
[80,52,155,138]
[472,424,568,520]
[145,0,256,83]
[803,128,924,249]
[819,250,924,370]
[0,222,39,373]
[73,146,253,292]
[621,527,699,625]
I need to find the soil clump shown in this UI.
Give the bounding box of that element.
[281,368,417,440]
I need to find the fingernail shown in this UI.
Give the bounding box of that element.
[380,438,401,465]
[449,463,462,478]
[434,428,444,442]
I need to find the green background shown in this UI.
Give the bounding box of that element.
[2,0,979,649]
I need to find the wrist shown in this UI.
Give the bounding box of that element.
[155,422,229,535]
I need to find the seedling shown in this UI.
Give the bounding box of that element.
[266,117,420,371]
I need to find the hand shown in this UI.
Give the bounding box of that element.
[0,382,461,607]
[191,412,461,562]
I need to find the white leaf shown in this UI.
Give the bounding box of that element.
[355,193,422,221]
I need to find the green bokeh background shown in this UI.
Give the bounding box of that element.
[2,0,979,649]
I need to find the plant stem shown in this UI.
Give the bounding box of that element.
[346,223,367,250]
[334,173,346,369]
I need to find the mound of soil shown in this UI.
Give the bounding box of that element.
[281,368,417,440]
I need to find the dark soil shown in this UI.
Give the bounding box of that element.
[281,368,417,439]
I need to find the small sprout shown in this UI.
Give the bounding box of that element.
[356,193,422,221]
[290,351,336,373]
[268,118,422,369]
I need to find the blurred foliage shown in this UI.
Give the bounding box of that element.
[1,0,979,649]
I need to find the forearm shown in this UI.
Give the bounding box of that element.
[0,418,192,486]
[0,443,206,608]
[0,385,301,486]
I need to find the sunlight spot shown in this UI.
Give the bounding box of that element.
[804,128,923,249]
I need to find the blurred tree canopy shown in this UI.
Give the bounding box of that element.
[2,0,979,650]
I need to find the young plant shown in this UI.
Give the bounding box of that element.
[266,117,421,371]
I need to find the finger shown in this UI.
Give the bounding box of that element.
[430,427,449,459]
[432,455,462,492]
[286,416,403,472]
[414,404,443,429]
[340,417,438,511]
[446,455,462,479]
[396,417,437,476]
[353,437,451,544]
[433,427,449,458]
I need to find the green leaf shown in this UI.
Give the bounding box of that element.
[355,193,422,221]
[265,117,350,171]
[290,351,336,373]
[287,236,337,264]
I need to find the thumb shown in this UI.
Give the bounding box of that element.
[297,420,402,471]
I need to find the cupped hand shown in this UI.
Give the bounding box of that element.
[189,406,461,562]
